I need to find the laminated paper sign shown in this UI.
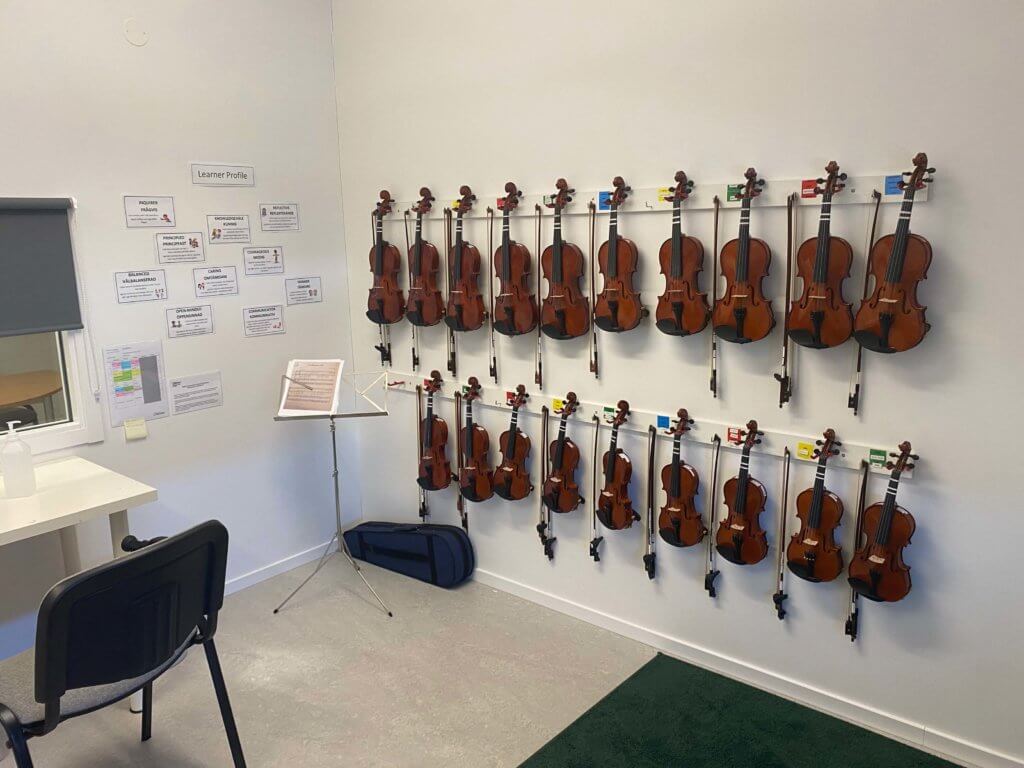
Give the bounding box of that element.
[124,196,175,228]
[193,266,239,298]
[169,371,223,415]
[285,276,322,305]
[155,232,205,263]
[115,270,168,303]
[242,305,285,337]
[243,246,285,275]
[166,305,214,338]
[206,214,251,244]
[259,202,300,231]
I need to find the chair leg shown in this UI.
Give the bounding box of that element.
[203,639,247,768]
[141,682,153,742]
[0,705,34,768]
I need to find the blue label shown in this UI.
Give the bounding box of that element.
[597,190,612,211]
[884,174,903,196]
[657,414,670,429]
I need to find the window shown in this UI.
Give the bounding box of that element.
[0,332,73,434]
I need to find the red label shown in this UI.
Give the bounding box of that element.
[801,179,818,199]
[505,391,515,405]
[422,378,432,387]
[496,198,506,210]
[727,427,744,445]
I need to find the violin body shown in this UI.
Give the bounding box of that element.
[492,428,532,501]
[715,476,769,565]
[656,235,710,336]
[853,233,932,353]
[366,240,405,324]
[848,502,915,602]
[788,235,854,349]
[459,424,494,502]
[417,416,451,491]
[540,241,589,339]
[596,450,636,529]
[786,487,844,582]
[407,239,445,327]
[445,241,487,332]
[595,236,644,332]
[493,241,537,336]
[658,461,705,548]
[712,237,774,343]
[543,437,582,513]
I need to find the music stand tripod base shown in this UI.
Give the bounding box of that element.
[272,412,393,617]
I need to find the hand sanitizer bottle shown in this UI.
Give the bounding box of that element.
[1,421,37,498]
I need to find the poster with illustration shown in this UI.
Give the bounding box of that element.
[206,214,251,244]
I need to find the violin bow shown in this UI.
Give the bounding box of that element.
[588,200,599,379]
[772,447,791,619]
[416,383,429,521]
[487,206,498,383]
[774,193,797,407]
[589,412,603,561]
[849,190,883,414]
[537,404,553,559]
[704,434,722,597]
[444,208,457,377]
[643,425,657,580]
[845,460,871,641]
[404,208,420,372]
[534,203,544,387]
[710,196,720,397]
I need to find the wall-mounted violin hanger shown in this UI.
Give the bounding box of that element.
[387,173,929,222]
[386,372,913,479]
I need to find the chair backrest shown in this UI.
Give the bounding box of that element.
[34,520,228,710]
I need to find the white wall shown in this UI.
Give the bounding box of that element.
[333,2,1023,766]
[0,0,356,656]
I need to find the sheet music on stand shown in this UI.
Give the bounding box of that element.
[273,361,391,616]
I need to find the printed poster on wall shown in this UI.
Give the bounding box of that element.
[206,214,251,244]
[114,270,168,303]
[285,276,322,305]
[242,305,285,337]
[103,340,169,426]
[155,232,205,263]
[169,371,223,415]
[259,203,300,231]
[124,196,175,228]
[166,305,214,338]
[243,246,285,275]
[193,266,239,297]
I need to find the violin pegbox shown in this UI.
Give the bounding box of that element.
[740,168,766,200]
[671,171,695,202]
[610,176,631,207]
[899,152,937,191]
[887,441,920,472]
[464,376,483,402]
[555,391,579,416]
[414,186,435,216]
[814,161,848,197]
[502,181,524,213]
[606,399,630,426]
[425,369,443,394]
[546,178,574,211]
[740,419,763,448]
[456,185,476,215]
[812,427,842,460]
[509,384,529,409]
[375,189,395,218]
[666,407,694,436]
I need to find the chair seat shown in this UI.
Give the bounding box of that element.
[0,633,195,727]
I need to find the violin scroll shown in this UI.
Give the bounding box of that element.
[610,176,631,207]
[502,182,524,213]
[425,369,443,393]
[665,408,694,436]
[547,178,575,210]
[375,190,395,217]
[739,168,766,199]
[465,376,483,401]
[900,153,936,191]
[414,187,435,215]
[510,384,529,409]
[555,391,579,416]
[741,420,763,448]
[813,428,842,460]
[606,400,630,426]
[887,441,919,471]
[457,185,477,214]
[813,161,848,197]
[670,171,695,202]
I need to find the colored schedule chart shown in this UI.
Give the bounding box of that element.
[102,341,169,427]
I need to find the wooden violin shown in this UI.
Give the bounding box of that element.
[596,400,639,530]
[492,182,537,336]
[712,168,775,343]
[445,186,487,332]
[595,177,645,332]
[407,187,445,327]
[786,428,845,582]
[540,179,589,340]
[656,172,710,336]
[366,190,405,325]
[416,370,451,491]
[788,162,855,348]
[657,409,706,548]
[457,376,493,502]
[848,441,917,602]
[715,420,769,565]
[492,385,533,501]
[854,153,934,353]
[542,392,584,514]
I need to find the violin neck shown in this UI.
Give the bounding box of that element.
[813,192,833,283]
[413,214,424,277]
[552,414,568,469]
[874,469,902,546]
[607,207,619,278]
[605,425,619,486]
[885,186,917,284]
[453,215,464,282]
[734,448,751,515]
[670,434,682,497]
[464,399,474,462]
[374,213,384,274]
[423,392,434,452]
[807,456,828,529]
[670,200,683,278]
[552,209,564,284]
[737,197,752,283]
[501,208,511,282]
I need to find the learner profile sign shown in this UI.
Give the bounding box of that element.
[191,163,255,186]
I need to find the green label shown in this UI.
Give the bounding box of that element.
[726,184,743,202]
[603,406,615,415]
[869,448,887,468]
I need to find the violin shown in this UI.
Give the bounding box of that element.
[715,420,769,565]
[658,409,706,548]
[492,385,533,501]
[847,441,917,602]
[786,428,845,582]
[596,400,639,530]
[407,187,445,327]
[540,179,589,340]
[656,172,710,336]
[542,392,584,514]
[445,186,487,332]
[416,370,451,491]
[788,162,854,348]
[712,168,775,343]
[457,376,493,502]
[492,182,538,336]
[854,153,935,353]
[594,177,645,332]
[366,190,405,325]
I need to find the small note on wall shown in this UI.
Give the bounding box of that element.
[286,276,322,305]
[259,203,300,231]
[242,305,285,337]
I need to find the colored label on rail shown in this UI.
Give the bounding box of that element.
[796,441,815,460]
[884,175,903,196]
[727,427,744,444]
[657,187,673,203]
[801,180,819,199]
[869,448,887,467]
[552,397,564,411]
[505,391,516,406]
[597,191,612,211]
[657,414,671,429]
[726,184,743,202]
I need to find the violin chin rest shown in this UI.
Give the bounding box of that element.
[713,324,752,344]
[786,559,823,582]
[787,328,828,349]
[541,323,574,340]
[715,542,748,565]
[853,329,896,353]
[593,315,621,333]
[655,318,692,336]
[848,575,887,601]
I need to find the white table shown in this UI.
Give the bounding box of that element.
[0,456,157,713]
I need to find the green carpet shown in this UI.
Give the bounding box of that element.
[519,653,957,768]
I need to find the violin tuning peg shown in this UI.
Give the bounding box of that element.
[755,439,762,445]
[814,439,822,446]
[885,461,895,470]
[911,454,920,460]
[927,167,936,173]
[833,440,843,447]
[888,451,897,457]
[907,463,916,470]
[815,178,825,185]
[840,173,848,180]
[902,171,912,176]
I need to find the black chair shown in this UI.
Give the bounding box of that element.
[0,520,246,767]
[0,406,39,430]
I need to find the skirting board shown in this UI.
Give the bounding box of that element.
[226,537,337,595]
[473,568,1021,768]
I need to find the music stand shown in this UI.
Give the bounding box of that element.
[272,369,392,617]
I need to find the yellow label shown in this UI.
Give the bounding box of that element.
[451,199,461,209]
[796,441,815,460]
[552,397,564,411]
[658,186,674,203]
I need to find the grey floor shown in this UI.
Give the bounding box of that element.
[26,557,655,767]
